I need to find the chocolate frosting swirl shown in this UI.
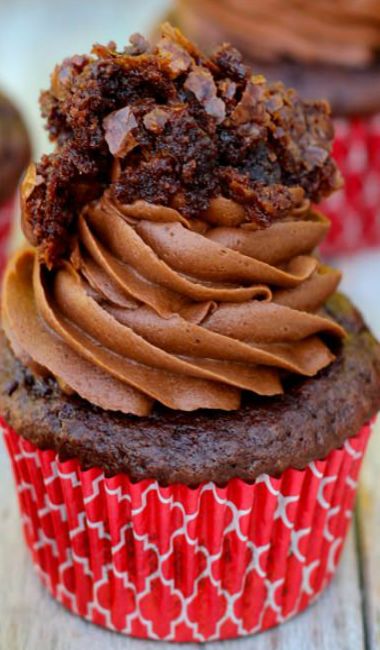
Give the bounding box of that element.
[2,194,344,415]
[176,0,380,68]
[2,26,345,415]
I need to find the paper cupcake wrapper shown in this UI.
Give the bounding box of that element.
[0,198,14,275]
[2,418,372,642]
[322,114,380,255]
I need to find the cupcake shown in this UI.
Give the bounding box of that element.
[1,25,380,642]
[170,0,380,255]
[0,91,30,273]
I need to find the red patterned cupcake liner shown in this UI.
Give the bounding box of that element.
[0,198,14,276]
[2,419,372,642]
[322,114,380,255]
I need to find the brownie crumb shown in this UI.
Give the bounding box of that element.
[23,23,341,267]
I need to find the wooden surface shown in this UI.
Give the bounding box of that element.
[0,421,378,650]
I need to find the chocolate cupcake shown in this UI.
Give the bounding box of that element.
[0,91,30,272]
[171,1,380,254]
[1,25,380,642]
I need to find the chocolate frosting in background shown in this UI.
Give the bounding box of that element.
[173,0,380,115]
[2,193,343,415]
[176,0,380,67]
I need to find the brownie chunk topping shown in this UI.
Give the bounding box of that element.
[23,24,341,267]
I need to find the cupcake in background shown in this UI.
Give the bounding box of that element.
[170,0,380,255]
[0,91,31,272]
[1,25,380,642]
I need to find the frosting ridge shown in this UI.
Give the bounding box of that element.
[3,195,344,414]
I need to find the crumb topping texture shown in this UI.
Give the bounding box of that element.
[23,24,341,267]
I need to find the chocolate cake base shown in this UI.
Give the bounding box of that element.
[0,293,379,486]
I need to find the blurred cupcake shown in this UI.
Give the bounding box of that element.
[0,91,30,272]
[1,25,380,642]
[171,0,380,255]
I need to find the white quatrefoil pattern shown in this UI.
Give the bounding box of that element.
[2,420,371,642]
[322,114,380,255]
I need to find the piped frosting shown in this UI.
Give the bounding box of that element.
[2,25,345,414]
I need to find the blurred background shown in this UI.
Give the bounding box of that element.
[0,0,170,157]
[1,0,379,336]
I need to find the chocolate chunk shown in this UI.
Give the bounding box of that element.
[143,107,170,133]
[157,36,192,78]
[212,44,248,81]
[231,79,267,125]
[125,33,151,56]
[184,66,226,123]
[103,106,138,157]
[218,79,237,102]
